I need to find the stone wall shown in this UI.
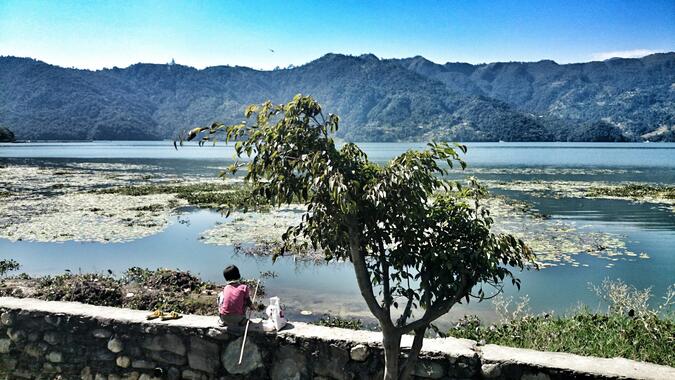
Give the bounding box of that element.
[0,297,672,380]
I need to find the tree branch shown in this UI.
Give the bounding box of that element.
[400,275,470,334]
[378,240,392,314]
[347,220,388,324]
[396,293,414,327]
[400,326,426,380]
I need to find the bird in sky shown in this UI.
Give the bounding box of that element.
[269,48,275,53]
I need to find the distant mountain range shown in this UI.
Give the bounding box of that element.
[0,53,673,142]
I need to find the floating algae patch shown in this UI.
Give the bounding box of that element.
[0,164,173,197]
[485,180,599,199]
[62,162,163,171]
[200,205,340,262]
[484,197,638,267]
[200,205,305,246]
[485,180,675,212]
[0,163,232,243]
[98,179,265,211]
[199,195,639,268]
[587,184,675,212]
[0,192,188,243]
[462,167,640,176]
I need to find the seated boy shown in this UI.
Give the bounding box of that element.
[218,265,252,327]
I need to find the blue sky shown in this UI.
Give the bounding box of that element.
[0,0,673,70]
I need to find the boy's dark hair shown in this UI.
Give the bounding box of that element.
[223,265,241,281]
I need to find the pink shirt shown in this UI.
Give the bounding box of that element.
[218,283,250,316]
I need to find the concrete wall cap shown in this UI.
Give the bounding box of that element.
[480,344,675,380]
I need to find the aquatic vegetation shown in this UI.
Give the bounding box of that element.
[0,192,186,242]
[0,164,194,242]
[0,164,172,196]
[130,204,165,212]
[0,162,658,269]
[205,195,638,268]
[259,270,278,279]
[63,162,163,172]
[200,205,305,246]
[100,181,269,211]
[462,167,640,176]
[233,240,325,263]
[486,179,675,211]
[484,196,638,266]
[0,163,258,243]
[587,183,675,200]
[99,182,228,196]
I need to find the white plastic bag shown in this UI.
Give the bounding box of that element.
[263,296,287,331]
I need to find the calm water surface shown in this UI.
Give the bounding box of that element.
[1,142,674,323]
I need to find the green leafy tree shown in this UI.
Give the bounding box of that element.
[184,95,534,379]
[0,259,20,277]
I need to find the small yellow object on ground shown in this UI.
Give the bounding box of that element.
[146,310,163,320]
[161,311,182,321]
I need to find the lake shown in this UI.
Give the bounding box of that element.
[1,141,674,324]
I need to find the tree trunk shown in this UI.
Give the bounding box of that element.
[382,329,402,380]
[400,327,427,380]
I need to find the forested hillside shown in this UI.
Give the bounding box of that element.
[0,126,15,142]
[0,53,673,141]
[395,53,675,141]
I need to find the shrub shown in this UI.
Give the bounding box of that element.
[0,259,20,277]
[316,314,364,330]
[36,274,123,307]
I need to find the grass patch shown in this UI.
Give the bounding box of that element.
[130,204,164,212]
[99,182,227,196]
[588,184,675,200]
[446,280,675,366]
[100,182,270,211]
[447,312,674,366]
